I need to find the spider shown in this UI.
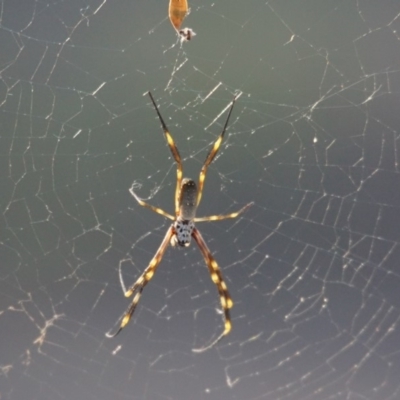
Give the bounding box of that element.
[106,91,253,352]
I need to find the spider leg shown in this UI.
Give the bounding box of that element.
[106,226,174,338]
[196,95,237,207]
[191,227,233,352]
[148,91,183,216]
[129,186,174,220]
[194,202,253,222]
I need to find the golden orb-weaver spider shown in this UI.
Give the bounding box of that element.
[106,92,253,352]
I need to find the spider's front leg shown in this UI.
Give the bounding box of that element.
[106,226,174,337]
[191,227,233,352]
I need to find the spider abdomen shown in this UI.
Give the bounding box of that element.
[172,218,195,247]
[179,178,197,220]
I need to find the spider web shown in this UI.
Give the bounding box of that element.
[1,0,400,399]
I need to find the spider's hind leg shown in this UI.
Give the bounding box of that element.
[147,91,183,216]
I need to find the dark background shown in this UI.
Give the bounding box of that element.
[1,1,400,399]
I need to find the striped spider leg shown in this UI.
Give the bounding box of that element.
[106,92,253,352]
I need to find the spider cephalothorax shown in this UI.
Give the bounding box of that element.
[106,91,252,352]
[172,218,195,247]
